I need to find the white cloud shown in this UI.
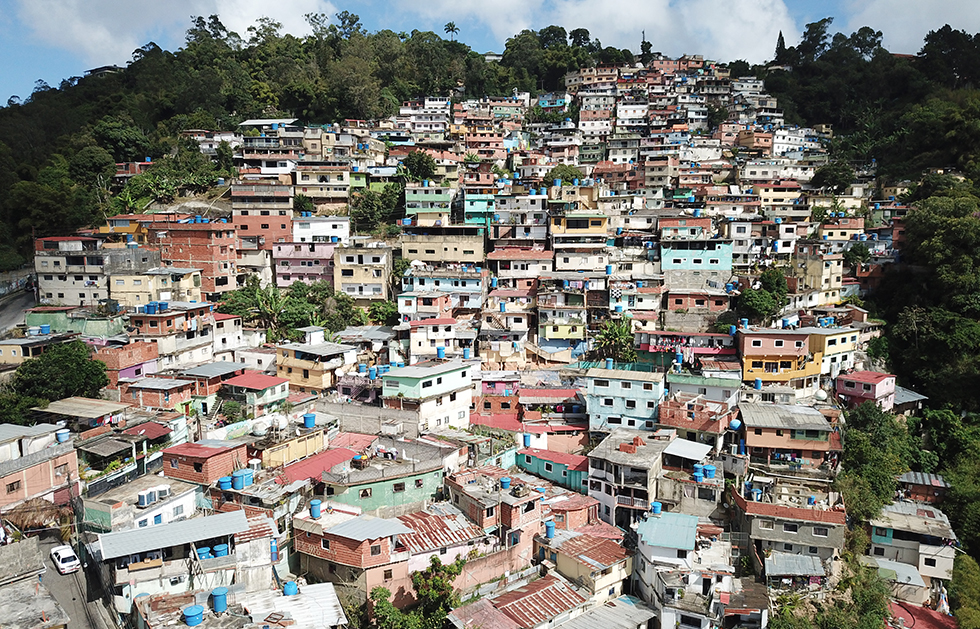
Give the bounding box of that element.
[14,0,337,66]
[842,0,980,54]
[390,0,797,63]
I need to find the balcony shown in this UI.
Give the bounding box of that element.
[616,495,649,509]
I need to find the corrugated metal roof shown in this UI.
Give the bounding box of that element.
[282,448,355,484]
[99,510,249,560]
[181,362,243,378]
[554,596,656,629]
[127,378,194,390]
[550,532,631,570]
[396,505,486,553]
[0,424,56,444]
[36,397,129,419]
[244,582,348,629]
[739,403,830,430]
[860,556,925,587]
[636,511,698,550]
[121,422,171,440]
[663,439,712,462]
[236,515,280,544]
[450,598,520,629]
[765,552,825,577]
[894,385,928,405]
[326,515,413,542]
[494,574,587,627]
[898,471,948,488]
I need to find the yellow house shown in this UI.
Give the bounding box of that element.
[535,531,633,604]
[254,427,326,468]
[817,216,865,241]
[549,212,608,236]
[109,268,202,307]
[805,326,860,376]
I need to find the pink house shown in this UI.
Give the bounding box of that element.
[836,371,896,410]
[274,241,336,288]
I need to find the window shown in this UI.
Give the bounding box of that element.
[625,400,636,409]
[759,520,774,530]
[783,543,794,551]
[193,463,203,473]
[602,398,613,406]
[170,459,178,469]
[774,340,784,347]
[783,523,799,533]
[620,382,632,390]
[676,549,688,559]
[422,380,433,388]
[393,482,406,493]
[544,463,553,472]
[643,383,653,391]
[485,506,495,517]
[594,379,609,387]
[813,527,829,537]
[371,545,381,556]
[383,569,393,579]
[808,546,819,555]
[139,519,148,528]
[6,481,20,493]
[322,539,331,549]
[55,463,68,477]
[415,479,424,488]
[173,505,184,517]
[874,527,888,537]
[751,340,762,347]
[873,546,885,556]
[924,558,937,567]
[754,428,763,435]
[360,488,372,498]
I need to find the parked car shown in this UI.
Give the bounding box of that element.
[50,545,81,575]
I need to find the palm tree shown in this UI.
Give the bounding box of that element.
[444,22,459,42]
[592,319,638,363]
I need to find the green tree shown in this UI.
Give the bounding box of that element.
[544,164,584,184]
[592,319,637,363]
[402,150,437,182]
[951,555,980,629]
[17,340,108,403]
[368,300,399,326]
[371,556,465,629]
[443,22,459,42]
[294,193,315,215]
[810,161,855,194]
[842,242,871,269]
[738,287,777,322]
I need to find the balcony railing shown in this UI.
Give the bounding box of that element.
[616,496,649,509]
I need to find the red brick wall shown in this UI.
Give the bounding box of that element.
[150,225,238,295]
[552,504,596,530]
[163,444,248,485]
[294,529,395,569]
[667,293,729,312]
[96,342,159,371]
[234,214,293,251]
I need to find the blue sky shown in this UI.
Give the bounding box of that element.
[1,0,978,105]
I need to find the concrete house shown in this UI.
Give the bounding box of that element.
[739,403,839,471]
[585,366,665,433]
[0,424,80,510]
[534,529,632,603]
[382,360,473,432]
[220,371,290,417]
[517,449,588,494]
[836,371,896,410]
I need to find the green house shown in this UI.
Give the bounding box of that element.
[517,448,589,494]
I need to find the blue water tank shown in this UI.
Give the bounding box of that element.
[212,544,229,558]
[303,413,316,428]
[605,265,613,275]
[693,208,701,218]
[211,587,228,613]
[284,581,299,596]
[729,418,742,431]
[40,324,51,334]
[553,179,561,187]
[491,277,498,288]
[751,488,763,501]
[310,499,322,519]
[359,364,367,374]
[196,547,211,560]
[500,477,511,489]
[523,434,531,448]
[693,471,704,483]
[703,464,716,479]
[218,476,232,490]
[651,501,662,515]
[545,520,556,539]
[243,469,254,487]
[615,305,623,313]
[605,358,614,370]
[331,236,339,243]
[729,325,737,336]
[463,348,471,359]
[437,347,446,359]
[183,605,205,626]
[500,302,506,313]
[232,470,246,490]
[754,378,762,390]
[808,495,816,505]
[368,366,378,380]
[693,463,704,475]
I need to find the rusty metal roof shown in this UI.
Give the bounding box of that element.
[396,504,486,554]
[493,574,587,627]
[543,532,631,571]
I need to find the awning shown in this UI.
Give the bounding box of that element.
[766,552,825,577]
[664,439,712,462]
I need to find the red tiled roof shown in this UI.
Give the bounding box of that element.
[122,422,172,440]
[409,318,457,327]
[450,598,519,629]
[493,574,586,627]
[519,448,587,471]
[838,371,893,385]
[396,509,486,553]
[213,312,240,321]
[733,491,846,524]
[547,492,598,512]
[331,432,377,452]
[888,602,957,629]
[555,533,630,569]
[279,448,355,484]
[486,248,554,261]
[223,371,289,390]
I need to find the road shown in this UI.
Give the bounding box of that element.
[38,535,107,629]
[0,290,35,331]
